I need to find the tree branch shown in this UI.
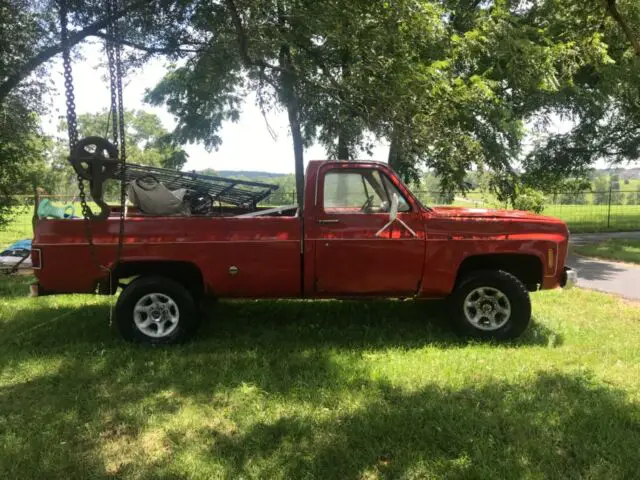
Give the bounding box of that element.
[604,0,640,56]
[224,0,283,72]
[0,0,152,103]
[91,32,200,54]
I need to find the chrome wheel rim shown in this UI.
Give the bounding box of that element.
[463,287,511,331]
[133,293,179,338]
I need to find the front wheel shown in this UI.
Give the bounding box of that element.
[115,275,200,345]
[449,270,531,340]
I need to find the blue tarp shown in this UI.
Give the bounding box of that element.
[6,239,32,251]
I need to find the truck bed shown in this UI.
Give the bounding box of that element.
[34,215,302,297]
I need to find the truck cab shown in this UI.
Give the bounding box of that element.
[32,160,576,344]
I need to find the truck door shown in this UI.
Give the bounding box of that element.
[310,165,425,295]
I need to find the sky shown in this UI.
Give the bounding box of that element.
[43,41,389,174]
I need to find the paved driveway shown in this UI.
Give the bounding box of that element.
[566,254,640,300]
[566,231,640,300]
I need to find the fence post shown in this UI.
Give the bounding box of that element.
[607,185,612,229]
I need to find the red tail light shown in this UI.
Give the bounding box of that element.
[31,248,42,269]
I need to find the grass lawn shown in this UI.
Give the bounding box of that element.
[0,209,33,250]
[0,275,639,478]
[544,204,640,233]
[574,239,640,264]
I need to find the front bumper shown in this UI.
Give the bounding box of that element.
[561,267,577,289]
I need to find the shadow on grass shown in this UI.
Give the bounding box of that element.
[1,296,561,354]
[208,373,640,479]
[0,292,574,477]
[0,274,32,298]
[0,349,637,478]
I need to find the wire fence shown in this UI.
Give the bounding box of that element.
[2,189,640,249]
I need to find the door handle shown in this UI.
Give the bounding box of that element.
[317,218,339,224]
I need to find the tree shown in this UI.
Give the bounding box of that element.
[626,186,640,205]
[0,101,55,227]
[312,0,640,198]
[147,0,339,208]
[4,0,640,206]
[74,109,188,169]
[611,176,624,204]
[0,1,53,227]
[50,109,188,197]
[593,176,610,205]
[0,0,202,104]
[521,0,640,187]
[0,0,197,225]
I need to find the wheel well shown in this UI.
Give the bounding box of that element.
[456,254,543,291]
[111,261,205,298]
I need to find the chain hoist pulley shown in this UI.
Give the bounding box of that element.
[58,0,128,285]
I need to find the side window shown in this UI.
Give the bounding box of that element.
[323,171,384,213]
[322,169,411,214]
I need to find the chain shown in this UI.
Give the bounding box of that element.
[113,0,127,267]
[106,0,119,150]
[59,0,127,321]
[105,0,127,326]
[105,0,127,273]
[59,0,103,272]
[59,1,77,149]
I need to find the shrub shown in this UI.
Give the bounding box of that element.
[513,188,545,214]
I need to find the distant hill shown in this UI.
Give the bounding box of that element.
[216,170,289,179]
[597,167,640,180]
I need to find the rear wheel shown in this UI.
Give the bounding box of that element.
[115,275,200,344]
[450,270,531,340]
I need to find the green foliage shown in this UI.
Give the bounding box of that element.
[49,109,188,197]
[143,0,640,198]
[0,1,53,228]
[3,0,640,204]
[521,1,640,185]
[0,1,202,103]
[627,187,640,205]
[593,176,610,205]
[512,188,546,214]
[73,109,188,169]
[419,173,456,205]
[0,100,51,228]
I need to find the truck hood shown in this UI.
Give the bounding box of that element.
[429,206,552,222]
[426,206,568,236]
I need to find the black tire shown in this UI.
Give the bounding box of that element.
[449,269,531,341]
[115,275,200,345]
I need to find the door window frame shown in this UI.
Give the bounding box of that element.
[318,166,413,215]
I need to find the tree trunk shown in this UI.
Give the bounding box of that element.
[605,0,640,56]
[388,131,402,172]
[272,0,304,208]
[278,38,305,208]
[337,135,349,160]
[287,103,305,208]
[336,47,351,160]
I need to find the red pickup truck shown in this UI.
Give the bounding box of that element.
[32,160,576,344]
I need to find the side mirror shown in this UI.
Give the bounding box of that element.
[389,192,399,221]
[376,192,417,238]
